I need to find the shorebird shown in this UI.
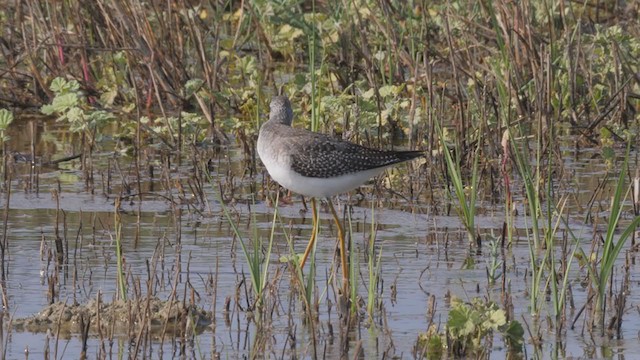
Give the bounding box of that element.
[257,95,423,284]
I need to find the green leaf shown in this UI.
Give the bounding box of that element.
[65,107,84,124]
[49,77,68,93]
[379,85,396,98]
[239,55,257,75]
[88,110,115,128]
[502,320,525,350]
[277,24,303,41]
[42,93,79,115]
[485,308,507,329]
[113,50,127,66]
[294,73,307,87]
[185,79,205,98]
[361,88,375,100]
[49,77,80,94]
[0,109,14,130]
[602,147,615,161]
[100,88,119,106]
[40,104,56,115]
[449,305,475,337]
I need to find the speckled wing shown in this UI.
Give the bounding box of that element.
[290,135,423,178]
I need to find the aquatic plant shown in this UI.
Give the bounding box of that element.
[365,204,383,320]
[415,324,444,359]
[40,78,115,141]
[447,297,524,358]
[437,120,480,245]
[1,0,640,357]
[0,110,13,142]
[216,187,275,311]
[0,109,13,183]
[417,297,524,358]
[586,142,640,331]
[509,125,580,327]
[281,197,319,318]
[113,197,127,301]
[509,128,543,316]
[485,234,502,286]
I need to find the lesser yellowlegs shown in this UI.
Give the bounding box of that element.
[257,96,423,284]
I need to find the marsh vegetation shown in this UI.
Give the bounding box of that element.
[1,0,640,358]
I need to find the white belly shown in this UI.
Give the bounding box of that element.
[264,157,387,198]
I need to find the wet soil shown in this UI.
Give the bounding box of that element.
[13,297,212,336]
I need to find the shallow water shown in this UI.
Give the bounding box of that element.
[1,120,639,359]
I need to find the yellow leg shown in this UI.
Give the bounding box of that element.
[299,197,318,269]
[326,200,349,286]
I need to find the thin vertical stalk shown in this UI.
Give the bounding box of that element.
[309,0,318,132]
[510,128,542,315]
[366,203,382,319]
[114,197,127,301]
